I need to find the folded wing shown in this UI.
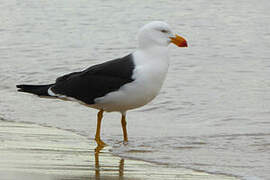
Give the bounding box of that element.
[51,54,135,104]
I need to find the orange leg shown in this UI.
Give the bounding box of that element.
[95,110,106,147]
[121,114,128,142]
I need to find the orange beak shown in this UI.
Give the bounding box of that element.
[170,34,188,47]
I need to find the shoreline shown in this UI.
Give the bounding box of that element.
[0,120,239,180]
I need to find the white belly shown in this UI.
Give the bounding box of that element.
[93,50,169,113]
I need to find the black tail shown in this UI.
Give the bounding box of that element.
[16,84,54,96]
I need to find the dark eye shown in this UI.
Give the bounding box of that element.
[161,29,169,33]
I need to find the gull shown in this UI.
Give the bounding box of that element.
[17,21,188,147]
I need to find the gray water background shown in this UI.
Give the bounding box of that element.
[1,0,270,179]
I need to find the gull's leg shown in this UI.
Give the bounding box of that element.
[95,110,106,147]
[121,114,128,142]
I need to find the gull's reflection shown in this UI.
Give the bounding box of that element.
[95,145,125,180]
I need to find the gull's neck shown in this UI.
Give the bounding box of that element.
[132,45,170,79]
[137,45,169,64]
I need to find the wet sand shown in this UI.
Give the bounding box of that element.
[0,120,238,180]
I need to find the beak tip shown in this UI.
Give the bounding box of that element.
[181,41,188,47]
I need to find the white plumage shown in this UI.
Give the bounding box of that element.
[92,22,175,114]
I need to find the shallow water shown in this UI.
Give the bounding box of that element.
[0,120,237,180]
[1,0,270,179]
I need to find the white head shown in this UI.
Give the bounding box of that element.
[137,21,188,49]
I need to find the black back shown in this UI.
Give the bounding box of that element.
[51,54,135,104]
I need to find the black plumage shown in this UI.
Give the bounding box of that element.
[16,84,53,96]
[17,54,135,104]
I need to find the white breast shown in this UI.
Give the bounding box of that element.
[94,47,169,113]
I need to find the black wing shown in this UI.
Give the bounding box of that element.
[51,54,135,104]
